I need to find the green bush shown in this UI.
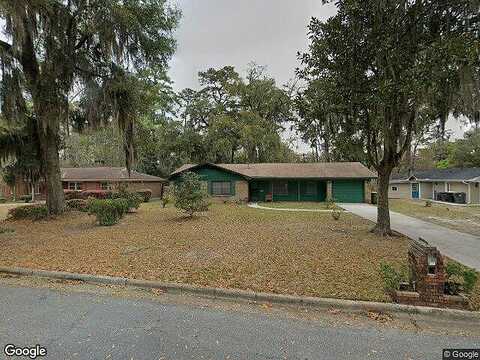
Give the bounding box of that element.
[425,200,432,207]
[66,199,89,212]
[137,189,152,202]
[446,262,478,294]
[8,205,48,221]
[112,190,143,212]
[379,262,408,292]
[0,227,15,234]
[326,197,336,210]
[88,198,129,226]
[161,187,173,208]
[331,208,341,221]
[0,197,7,203]
[172,172,210,217]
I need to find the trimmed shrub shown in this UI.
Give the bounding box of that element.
[111,190,143,212]
[0,197,7,204]
[8,205,48,221]
[81,190,113,200]
[66,199,89,212]
[64,190,83,200]
[137,189,152,203]
[88,198,129,226]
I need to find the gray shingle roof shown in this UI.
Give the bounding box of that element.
[61,167,166,182]
[170,162,377,180]
[391,168,480,182]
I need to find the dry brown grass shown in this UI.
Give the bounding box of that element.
[0,202,411,303]
[1,202,478,309]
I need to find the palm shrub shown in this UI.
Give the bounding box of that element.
[161,187,173,208]
[172,172,210,217]
[88,198,129,226]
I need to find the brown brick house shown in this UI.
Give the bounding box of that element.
[0,167,166,200]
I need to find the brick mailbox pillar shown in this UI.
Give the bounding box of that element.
[392,238,468,309]
[409,238,445,301]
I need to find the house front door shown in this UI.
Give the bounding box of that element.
[249,181,269,202]
[411,183,419,199]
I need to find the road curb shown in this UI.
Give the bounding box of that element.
[0,266,478,320]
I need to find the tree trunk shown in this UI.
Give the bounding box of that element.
[38,121,65,215]
[31,182,35,203]
[372,170,393,236]
[13,185,16,202]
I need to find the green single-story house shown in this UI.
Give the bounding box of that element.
[169,162,377,203]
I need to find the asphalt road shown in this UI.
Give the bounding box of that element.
[0,283,479,360]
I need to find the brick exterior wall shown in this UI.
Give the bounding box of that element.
[117,182,164,198]
[326,181,333,201]
[364,180,372,204]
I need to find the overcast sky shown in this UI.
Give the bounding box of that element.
[167,0,467,150]
[168,0,337,91]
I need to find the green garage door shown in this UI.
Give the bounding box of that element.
[332,180,364,203]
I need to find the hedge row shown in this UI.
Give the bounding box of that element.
[64,189,152,202]
[8,205,48,221]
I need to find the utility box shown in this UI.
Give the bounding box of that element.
[453,192,466,204]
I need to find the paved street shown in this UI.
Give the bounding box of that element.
[0,282,479,360]
[339,203,480,271]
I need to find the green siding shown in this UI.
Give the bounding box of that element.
[299,181,327,202]
[172,166,244,197]
[250,180,270,202]
[332,180,365,203]
[272,180,299,202]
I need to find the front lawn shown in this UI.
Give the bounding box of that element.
[0,202,477,309]
[258,202,338,210]
[389,199,480,236]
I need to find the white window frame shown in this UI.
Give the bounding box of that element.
[68,182,82,191]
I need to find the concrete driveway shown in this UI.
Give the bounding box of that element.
[339,203,480,271]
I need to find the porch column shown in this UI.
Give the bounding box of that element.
[326,181,333,201]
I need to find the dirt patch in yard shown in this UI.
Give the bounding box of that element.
[0,202,451,305]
